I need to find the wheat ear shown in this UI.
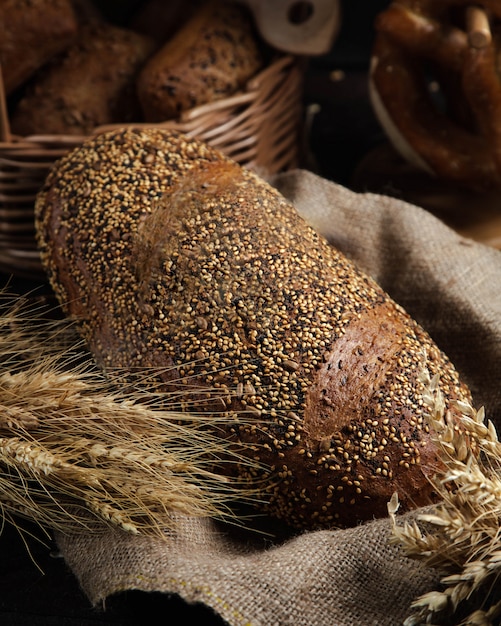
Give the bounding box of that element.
[390,369,501,626]
[0,291,262,538]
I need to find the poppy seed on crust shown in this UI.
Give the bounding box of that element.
[34,127,472,530]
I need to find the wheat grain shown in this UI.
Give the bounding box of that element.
[0,290,263,538]
[391,368,501,625]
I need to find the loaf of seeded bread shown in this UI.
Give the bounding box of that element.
[136,0,265,121]
[10,22,155,136]
[0,0,79,95]
[34,128,472,530]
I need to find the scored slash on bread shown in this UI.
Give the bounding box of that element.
[35,127,473,530]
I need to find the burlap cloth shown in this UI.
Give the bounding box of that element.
[56,169,501,625]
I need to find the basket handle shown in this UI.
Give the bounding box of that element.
[0,63,11,142]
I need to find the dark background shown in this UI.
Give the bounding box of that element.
[0,1,392,624]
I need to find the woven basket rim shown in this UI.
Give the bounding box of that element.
[0,52,304,279]
[0,53,298,146]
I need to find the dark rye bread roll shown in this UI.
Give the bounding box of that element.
[10,22,155,136]
[35,128,472,530]
[136,0,265,122]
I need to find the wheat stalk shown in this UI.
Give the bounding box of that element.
[0,291,262,538]
[390,368,501,626]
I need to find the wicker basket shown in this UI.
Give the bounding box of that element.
[0,54,304,279]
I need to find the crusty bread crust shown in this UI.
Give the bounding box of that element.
[11,23,155,136]
[35,128,472,529]
[0,0,78,95]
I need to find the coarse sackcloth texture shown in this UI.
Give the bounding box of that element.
[56,169,501,625]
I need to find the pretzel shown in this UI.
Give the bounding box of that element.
[370,1,501,191]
